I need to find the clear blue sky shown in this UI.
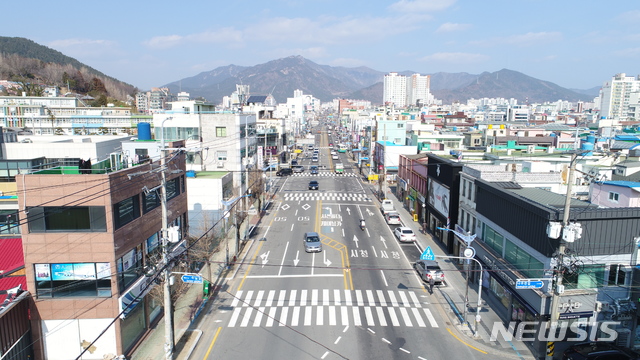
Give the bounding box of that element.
[8,0,640,92]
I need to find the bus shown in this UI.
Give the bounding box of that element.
[338,144,348,153]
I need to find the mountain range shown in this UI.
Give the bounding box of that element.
[0,37,599,105]
[166,55,598,105]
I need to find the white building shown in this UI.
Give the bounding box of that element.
[600,73,640,120]
[383,72,407,107]
[407,73,431,106]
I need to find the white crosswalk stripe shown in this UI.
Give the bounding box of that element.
[283,192,371,202]
[290,172,358,177]
[225,289,439,329]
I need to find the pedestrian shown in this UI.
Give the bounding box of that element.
[429,276,435,294]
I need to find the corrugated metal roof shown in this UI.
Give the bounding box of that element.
[246,95,267,104]
[0,238,24,275]
[603,180,640,188]
[0,276,26,302]
[508,188,591,210]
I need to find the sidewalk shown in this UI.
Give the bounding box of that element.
[369,181,536,360]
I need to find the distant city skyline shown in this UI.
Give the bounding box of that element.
[7,0,640,91]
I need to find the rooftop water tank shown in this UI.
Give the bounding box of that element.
[137,122,152,140]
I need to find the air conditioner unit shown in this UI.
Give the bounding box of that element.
[217,162,224,168]
[596,301,610,312]
[616,328,631,348]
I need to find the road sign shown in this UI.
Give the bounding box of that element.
[515,279,544,289]
[181,274,203,284]
[420,246,435,261]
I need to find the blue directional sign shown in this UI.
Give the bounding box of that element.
[420,246,435,261]
[181,274,203,284]
[515,279,544,289]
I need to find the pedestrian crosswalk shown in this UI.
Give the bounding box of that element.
[283,192,371,202]
[290,172,358,177]
[226,289,438,328]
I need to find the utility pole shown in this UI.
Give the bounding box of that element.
[546,152,580,360]
[161,138,174,360]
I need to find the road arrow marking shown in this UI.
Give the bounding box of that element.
[294,251,300,266]
[346,207,351,216]
[323,251,332,267]
[380,236,388,249]
[353,235,359,248]
[260,251,270,267]
[366,208,373,217]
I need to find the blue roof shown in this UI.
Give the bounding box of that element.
[376,140,402,146]
[603,181,640,188]
[614,135,640,141]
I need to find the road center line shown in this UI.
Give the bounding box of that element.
[380,270,389,287]
[278,241,289,276]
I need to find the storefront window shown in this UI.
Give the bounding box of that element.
[490,277,511,310]
[120,299,146,352]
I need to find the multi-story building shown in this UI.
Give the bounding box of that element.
[19,144,188,360]
[383,72,407,107]
[600,73,640,120]
[406,73,431,106]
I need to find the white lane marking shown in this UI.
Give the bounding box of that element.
[253,307,265,327]
[311,289,318,306]
[345,290,353,306]
[380,270,389,287]
[323,289,330,306]
[321,351,330,359]
[400,348,410,354]
[366,290,376,306]
[231,290,242,307]
[277,290,286,307]
[343,325,349,333]
[409,291,421,308]
[254,290,264,307]
[240,308,253,327]
[228,307,242,327]
[399,307,413,327]
[329,306,337,326]
[265,290,276,307]
[243,291,253,307]
[411,308,426,327]
[382,338,392,344]
[278,241,289,276]
[291,307,300,326]
[376,290,387,307]
[334,289,341,305]
[266,307,277,327]
[423,308,439,328]
[398,291,411,307]
[317,306,324,326]
[301,289,308,306]
[341,307,349,326]
[387,290,399,307]
[289,290,297,306]
[352,307,362,326]
[279,307,289,327]
[367,328,375,334]
[304,306,313,326]
[376,307,388,326]
[334,336,342,345]
[387,307,400,326]
[355,290,364,306]
[364,307,375,326]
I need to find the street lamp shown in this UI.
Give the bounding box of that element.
[437,227,483,337]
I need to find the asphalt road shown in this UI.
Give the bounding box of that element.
[187,130,503,360]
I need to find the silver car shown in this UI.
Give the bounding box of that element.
[303,232,322,252]
[413,260,445,284]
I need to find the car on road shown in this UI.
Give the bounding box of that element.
[394,227,416,242]
[310,165,319,175]
[312,156,319,162]
[292,165,305,173]
[308,180,319,190]
[413,260,445,284]
[332,154,339,160]
[303,232,322,253]
[329,143,333,146]
[562,342,640,360]
[276,168,293,176]
[291,159,298,166]
[385,212,401,225]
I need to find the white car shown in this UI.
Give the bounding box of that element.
[394,227,416,242]
[332,154,339,160]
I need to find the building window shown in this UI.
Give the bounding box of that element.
[608,192,619,202]
[217,151,227,161]
[114,196,140,229]
[34,262,112,298]
[564,265,605,290]
[483,226,504,256]
[166,177,180,200]
[28,206,106,233]
[116,245,143,293]
[608,264,627,286]
[0,210,19,234]
[216,127,227,137]
[142,190,160,213]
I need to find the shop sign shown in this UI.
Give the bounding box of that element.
[482,255,516,287]
[119,275,156,319]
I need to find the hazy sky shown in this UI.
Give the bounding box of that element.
[9,0,640,91]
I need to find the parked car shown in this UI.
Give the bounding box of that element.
[308,180,319,190]
[276,168,293,176]
[310,165,319,175]
[562,342,640,360]
[303,232,322,253]
[394,227,416,242]
[385,212,401,225]
[293,165,305,173]
[413,260,445,284]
